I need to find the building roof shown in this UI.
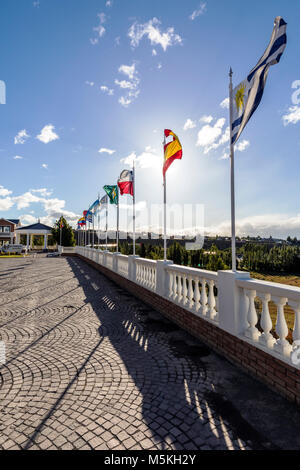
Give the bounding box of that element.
[8,219,20,225]
[16,222,52,231]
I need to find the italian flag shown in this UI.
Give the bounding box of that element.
[118,170,134,196]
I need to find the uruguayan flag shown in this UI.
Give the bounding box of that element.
[231,16,287,145]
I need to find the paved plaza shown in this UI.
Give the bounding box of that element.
[1,255,300,450]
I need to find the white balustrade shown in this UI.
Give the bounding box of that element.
[117,254,129,278]
[135,258,156,292]
[165,265,218,323]
[75,246,300,369]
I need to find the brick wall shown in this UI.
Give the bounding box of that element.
[76,254,300,405]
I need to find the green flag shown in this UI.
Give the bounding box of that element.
[103,185,119,205]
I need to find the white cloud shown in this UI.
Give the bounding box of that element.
[106,0,113,6]
[206,213,300,239]
[117,64,140,107]
[115,36,120,46]
[100,85,114,96]
[85,81,94,87]
[98,13,106,24]
[219,139,249,159]
[183,119,196,131]
[99,148,115,155]
[0,197,13,211]
[13,155,23,160]
[20,214,37,225]
[121,146,161,169]
[200,115,213,124]
[196,118,226,152]
[189,3,207,20]
[14,191,41,210]
[128,17,182,52]
[220,97,229,109]
[119,97,132,108]
[90,13,106,44]
[0,185,12,197]
[118,64,136,80]
[31,188,53,197]
[152,49,157,56]
[90,38,99,45]
[236,139,250,152]
[157,63,162,70]
[42,163,48,169]
[14,129,30,145]
[36,125,59,144]
[114,79,135,90]
[282,106,300,125]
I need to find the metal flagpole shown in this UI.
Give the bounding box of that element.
[106,198,108,250]
[229,68,237,272]
[116,188,119,253]
[163,133,167,261]
[60,216,62,247]
[92,211,95,248]
[97,193,100,249]
[132,160,136,255]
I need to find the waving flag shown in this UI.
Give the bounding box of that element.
[99,194,108,210]
[77,217,86,226]
[163,129,182,177]
[118,170,134,196]
[89,199,100,213]
[103,185,119,205]
[231,17,287,144]
[86,211,93,223]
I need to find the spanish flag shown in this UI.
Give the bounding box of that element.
[163,129,182,177]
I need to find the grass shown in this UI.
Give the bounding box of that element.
[250,272,300,342]
[0,254,29,258]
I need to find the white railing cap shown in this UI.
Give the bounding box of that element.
[135,257,157,265]
[166,264,218,281]
[237,278,300,302]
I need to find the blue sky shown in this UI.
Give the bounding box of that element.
[0,0,299,238]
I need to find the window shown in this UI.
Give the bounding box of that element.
[0,226,10,233]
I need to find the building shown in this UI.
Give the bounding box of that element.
[0,219,21,246]
[15,222,53,250]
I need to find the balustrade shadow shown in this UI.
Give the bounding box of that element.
[66,256,289,450]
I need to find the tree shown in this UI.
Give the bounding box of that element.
[52,217,75,247]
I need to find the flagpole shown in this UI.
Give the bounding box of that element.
[60,216,62,247]
[163,133,167,261]
[92,210,95,248]
[116,188,119,253]
[106,199,108,250]
[132,160,136,255]
[229,67,237,272]
[98,193,100,249]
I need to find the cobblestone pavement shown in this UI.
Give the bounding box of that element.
[1,255,300,450]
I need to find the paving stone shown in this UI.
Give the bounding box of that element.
[0,254,299,452]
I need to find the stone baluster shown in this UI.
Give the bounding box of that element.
[289,301,300,347]
[182,275,188,306]
[188,277,194,309]
[274,296,291,357]
[245,289,260,341]
[208,280,217,321]
[171,274,175,301]
[194,279,201,313]
[168,271,174,299]
[177,275,182,304]
[258,293,275,349]
[200,279,208,316]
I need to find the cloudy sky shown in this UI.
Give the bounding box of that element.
[0,0,300,237]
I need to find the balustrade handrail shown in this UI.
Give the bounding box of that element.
[135,258,157,266]
[237,278,300,301]
[166,264,218,281]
